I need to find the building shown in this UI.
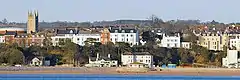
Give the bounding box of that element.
[0,27,26,35]
[181,42,191,49]
[51,29,101,46]
[85,53,118,67]
[0,35,5,43]
[27,10,38,34]
[101,28,111,44]
[109,28,139,46]
[4,32,16,44]
[15,34,45,47]
[30,57,43,66]
[73,33,101,46]
[222,49,240,68]
[198,33,228,51]
[121,52,153,68]
[159,33,181,48]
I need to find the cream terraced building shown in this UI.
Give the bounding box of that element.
[198,33,228,51]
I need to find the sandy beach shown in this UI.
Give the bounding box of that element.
[0,67,240,76]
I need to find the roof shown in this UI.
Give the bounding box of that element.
[0,27,26,31]
[109,28,137,33]
[56,29,79,34]
[5,31,16,35]
[123,52,151,55]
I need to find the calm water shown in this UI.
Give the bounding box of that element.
[0,74,239,80]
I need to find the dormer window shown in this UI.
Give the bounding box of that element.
[130,30,134,33]
[115,30,118,33]
[122,30,125,33]
[70,30,73,34]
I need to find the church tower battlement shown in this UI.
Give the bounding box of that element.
[27,10,38,34]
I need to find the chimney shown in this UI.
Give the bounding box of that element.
[96,53,99,61]
[108,54,111,59]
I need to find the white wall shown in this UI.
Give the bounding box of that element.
[229,38,240,51]
[121,54,153,68]
[0,36,4,43]
[73,34,100,46]
[160,33,181,48]
[227,50,238,65]
[110,33,138,46]
[51,33,101,46]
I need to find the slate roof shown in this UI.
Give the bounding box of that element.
[109,28,137,33]
[5,31,17,35]
[123,52,151,55]
[56,29,79,34]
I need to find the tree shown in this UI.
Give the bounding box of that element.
[8,48,24,65]
[62,39,80,65]
[2,18,8,24]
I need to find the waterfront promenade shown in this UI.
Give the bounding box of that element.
[0,67,240,76]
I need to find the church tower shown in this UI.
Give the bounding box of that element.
[27,10,38,34]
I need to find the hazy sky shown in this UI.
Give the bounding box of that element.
[1,0,240,23]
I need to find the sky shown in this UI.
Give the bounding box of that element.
[1,0,240,23]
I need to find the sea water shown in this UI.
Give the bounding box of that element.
[0,74,239,80]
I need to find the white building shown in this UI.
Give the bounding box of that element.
[181,42,191,49]
[222,49,240,68]
[51,29,101,46]
[85,53,118,67]
[121,52,153,68]
[159,33,181,48]
[72,33,101,46]
[229,36,240,51]
[109,28,139,46]
[30,57,43,66]
[0,35,4,43]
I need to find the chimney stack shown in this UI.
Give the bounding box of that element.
[108,54,111,59]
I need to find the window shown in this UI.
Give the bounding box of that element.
[140,60,143,62]
[115,35,117,37]
[55,38,58,41]
[77,38,79,41]
[115,30,118,33]
[122,30,125,33]
[130,30,134,33]
[127,38,128,41]
[175,39,177,42]
[175,44,177,47]
[167,44,170,47]
[110,38,112,41]
[130,35,133,37]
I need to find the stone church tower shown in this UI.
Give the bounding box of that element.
[27,10,38,34]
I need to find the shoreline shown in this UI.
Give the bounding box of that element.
[0,67,240,76]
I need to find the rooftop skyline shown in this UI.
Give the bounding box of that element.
[1,0,240,23]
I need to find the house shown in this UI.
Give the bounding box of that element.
[30,57,43,66]
[229,36,240,51]
[109,27,139,46]
[51,29,101,46]
[85,53,118,67]
[222,49,240,68]
[29,56,54,66]
[121,52,153,68]
[198,33,228,51]
[158,33,181,48]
